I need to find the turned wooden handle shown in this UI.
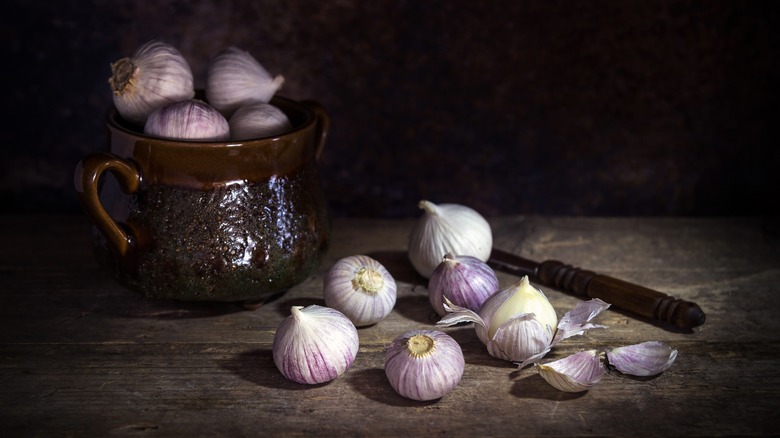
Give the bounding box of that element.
[536,260,706,329]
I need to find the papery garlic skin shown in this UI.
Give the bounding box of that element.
[438,276,610,366]
[384,329,464,401]
[538,350,605,392]
[206,46,285,118]
[144,99,230,141]
[272,305,359,385]
[408,200,493,279]
[229,102,292,140]
[428,252,499,316]
[109,40,195,125]
[606,341,678,376]
[323,255,397,327]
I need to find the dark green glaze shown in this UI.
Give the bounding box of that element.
[120,165,329,301]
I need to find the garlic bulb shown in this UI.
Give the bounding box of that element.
[438,275,610,367]
[408,200,492,279]
[144,99,230,141]
[206,46,285,118]
[109,40,195,125]
[272,305,359,385]
[427,252,498,316]
[384,329,464,401]
[538,350,606,392]
[323,255,397,327]
[606,341,678,376]
[229,102,293,140]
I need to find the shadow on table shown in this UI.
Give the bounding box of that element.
[345,368,440,407]
[510,374,588,401]
[222,348,338,391]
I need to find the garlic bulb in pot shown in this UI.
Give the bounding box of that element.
[323,255,397,327]
[109,40,195,125]
[229,102,292,140]
[427,252,498,316]
[144,99,230,141]
[272,305,359,385]
[206,46,285,118]
[384,329,464,401]
[408,200,492,279]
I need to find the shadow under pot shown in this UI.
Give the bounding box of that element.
[74,96,331,303]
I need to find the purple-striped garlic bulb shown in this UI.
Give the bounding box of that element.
[272,305,359,385]
[427,252,499,316]
[323,255,397,327]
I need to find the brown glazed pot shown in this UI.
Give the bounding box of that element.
[74,96,331,303]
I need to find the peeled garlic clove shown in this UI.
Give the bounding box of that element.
[606,341,678,376]
[384,329,464,401]
[144,99,230,141]
[323,255,397,327]
[206,46,285,118]
[408,200,492,279]
[229,102,292,140]
[538,350,605,393]
[427,252,499,316]
[109,40,195,125]
[272,305,359,385]
[483,276,558,341]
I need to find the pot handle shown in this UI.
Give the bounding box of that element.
[74,152,141,261]
[302,100,330,161]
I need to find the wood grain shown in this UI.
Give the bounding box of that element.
[1,215,778,436]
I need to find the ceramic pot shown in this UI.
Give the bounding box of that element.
[74,96,330,303]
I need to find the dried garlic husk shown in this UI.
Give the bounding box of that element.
[206,46,285,118]
[606,341,678,376]
[323,255,397,327]
[272,305,359,385]
[408,200,492,279]
[538,350,605,392]
[384,329,465,401]
[109,40,195,125]
[144,99,230,141]
[229,102,292,140]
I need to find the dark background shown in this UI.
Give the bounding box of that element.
[3,0,778,219]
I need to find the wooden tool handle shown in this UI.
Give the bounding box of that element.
[536,260,706,329]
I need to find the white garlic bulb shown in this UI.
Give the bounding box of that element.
[206,46,285,118]
[323,255,397,327]
[438,275,610,368]
[109,40,195,125]
[144,99,230,141]
[229,102,293,140]
[272,305,359,385]
[408,200,492,279]
[384,329,464,401]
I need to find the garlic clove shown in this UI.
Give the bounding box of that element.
[427,252,499,316]
[206,46,285,118]
[272,305,359,385]
[605,341,678,376]
[143,99,230,141]
[408,200,493,279]
[228,102,293,140]
[384,329,465,401]
[489,314,553,363]
[550,298,611,347]
[537,350,605,393]
[485,276,557,340]
[323,255,397,327]
[109,40,195,125]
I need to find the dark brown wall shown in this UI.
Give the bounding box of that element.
[3,0,778,218]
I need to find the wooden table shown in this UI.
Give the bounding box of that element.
[2,214,778,436]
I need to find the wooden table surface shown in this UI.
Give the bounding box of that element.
[2,214,779,437]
